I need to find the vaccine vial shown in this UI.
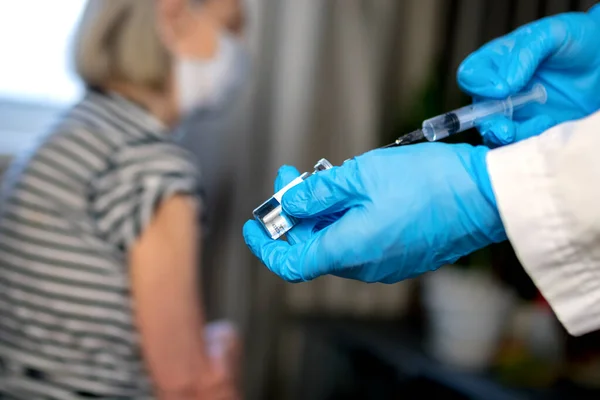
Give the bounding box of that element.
[253,158,333,240]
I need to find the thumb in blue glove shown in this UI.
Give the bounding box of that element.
[273,165,324,246]
[458,8,600,146]
[243,143,507,283]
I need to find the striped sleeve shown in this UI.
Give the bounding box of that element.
[89,140,202,252]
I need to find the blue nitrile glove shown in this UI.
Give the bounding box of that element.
[457,6,600,147]
[243,143,507,283]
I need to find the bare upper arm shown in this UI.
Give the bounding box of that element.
[130,195,202,304]
[129,195,207,393]
[130,195,201,272]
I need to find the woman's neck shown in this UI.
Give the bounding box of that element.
[105,81,179,127]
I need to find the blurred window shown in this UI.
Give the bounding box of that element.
[0,0,85,157]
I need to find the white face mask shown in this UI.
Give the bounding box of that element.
[175,32,250,115]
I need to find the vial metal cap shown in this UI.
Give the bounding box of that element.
[314,158,333,172]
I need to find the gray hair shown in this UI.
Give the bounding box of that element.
[73,0,171,90]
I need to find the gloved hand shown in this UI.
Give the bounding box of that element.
[457,6,600,147]
[243,143,507,283]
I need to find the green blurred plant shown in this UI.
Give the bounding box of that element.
[384,58,480,147]
[385,59,446,145]
[461,247,493,271]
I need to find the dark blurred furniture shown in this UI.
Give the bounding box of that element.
[287,316,600,400]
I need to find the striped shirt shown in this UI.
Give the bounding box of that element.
[0,90,202,399]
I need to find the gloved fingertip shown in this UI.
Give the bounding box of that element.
[457,53,511,94]
[242,220,266,253]
[458,70,510,98]
[243,219,311,283]
[275,165,301,191]
[479,117,516,146]
[588,3,600,18]
[242,219,252,237]
[242,220,256,242]
[277,164,300,175]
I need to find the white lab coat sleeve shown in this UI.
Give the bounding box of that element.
[486,110,600,337]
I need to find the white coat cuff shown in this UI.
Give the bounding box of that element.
[487,132,600,336]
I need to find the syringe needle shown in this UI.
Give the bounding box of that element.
[381,129,425,148]
[381,141,400,148]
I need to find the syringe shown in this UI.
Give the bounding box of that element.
[383,83,547,147]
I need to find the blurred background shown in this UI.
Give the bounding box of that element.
[1,0,600,399]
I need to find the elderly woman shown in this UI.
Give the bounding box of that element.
[0,0,246,398]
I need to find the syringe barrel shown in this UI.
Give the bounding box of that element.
[421,83,547,141]
[422,100,512,141]
[422,113,462,141]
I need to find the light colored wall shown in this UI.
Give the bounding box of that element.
[0,99,65,174]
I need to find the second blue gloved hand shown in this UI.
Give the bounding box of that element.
[243,143,507,283]
[457,7,600,147]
